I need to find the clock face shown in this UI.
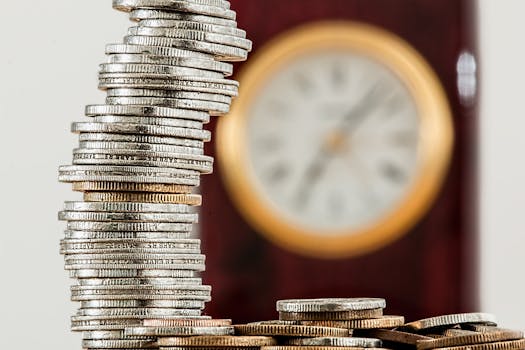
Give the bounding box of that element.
[217,22,453,258]
[247,51,420,233]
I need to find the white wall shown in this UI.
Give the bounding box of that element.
[0,1,522,349]
[479,0,525,330]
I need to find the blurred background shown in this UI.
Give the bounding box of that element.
[0,0,523,349]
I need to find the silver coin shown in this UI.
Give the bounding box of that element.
[72,148,214,173]
[91,115,204,128]
[276,298,387,313]
[124,35,247,61]
[98,75,239,96]
[99,63,224,79]
[72,122,211,140]
[113,0,236,20]
[59,211,198,223]
[70,268,197,279]
[77,277,202,286]
[78,133,204,148]
[82,338,157,349]
[66,252,204,262]
[80,299,204,309]
[129,9,237,27]
[402,313,498,330]
[71,291,211,302]
[63,231,195,240]
[77,308,204,317]
[63,202,193,213]
[65,221,194,232]
[137,20,246,38]
[106,53,233,75]
[82,330,154,340]
[105,89,232,104]
[71,316,210,331]
[125,325,234,337]
[61,240,200,255]
[128,27,251,50]
[285,337,382,348]
[104,96,230,114]
[85,104,210,122]
[65,261,205,272]
[78,141,204,155]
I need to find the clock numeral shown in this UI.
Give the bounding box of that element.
[327,192,344,220]
[380,161,407,184]
[266,162,290,184]
[331,62,347,89]
[294,73,314,95]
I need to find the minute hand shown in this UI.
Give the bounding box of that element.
[340,85,383,134]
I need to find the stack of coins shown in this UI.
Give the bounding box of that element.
[363,313,525,350]
[58,1,251,350]
[234,298,394,350]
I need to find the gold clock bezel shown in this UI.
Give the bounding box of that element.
[216,21,454,259]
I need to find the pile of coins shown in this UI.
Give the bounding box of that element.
[58,1,251,349]
[363,312,525,350]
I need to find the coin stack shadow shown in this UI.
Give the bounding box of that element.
[58,1,251,350]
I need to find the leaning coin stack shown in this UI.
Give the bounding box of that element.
[58,0,251,349]
[362,313,525,350]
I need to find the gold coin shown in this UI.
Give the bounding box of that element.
[84,192,202,205]
[429,339,525,350]
[279,309,383,321]
[417,329,525,350]
[234,323,349,337]
[158,336,277,347]
[357,329,432,346]
[301,316,405,330]
[143,319,232,327]
[73,182,193,193]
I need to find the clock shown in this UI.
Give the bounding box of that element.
[216,22,453,258]
[201,0,478,323]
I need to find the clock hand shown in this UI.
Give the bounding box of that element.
[339,82,383,134]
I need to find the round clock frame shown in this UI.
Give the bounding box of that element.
[216,21,454,258]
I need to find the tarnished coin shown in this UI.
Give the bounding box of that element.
[301,316,405,330]
[72,182,194,193]
[279,309,383,321]
[125,325,234,336]
[85,103,210,121]
[420,340,525,350]
[285,337,382,348]
[82,329,156,340]
[262,347,390,350]
[143,318,232,327]
[358,329,433,346]
[158,336,277,347]
[83,192,202,205]
[403,313,497,331]
[234,322,349,337]
[417,328,525,350]
[277,298,386,313]
[82,338,157,348]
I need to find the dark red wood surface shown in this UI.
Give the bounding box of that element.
[201,0,479,323]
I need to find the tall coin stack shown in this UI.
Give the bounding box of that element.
[58,1,251,349]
